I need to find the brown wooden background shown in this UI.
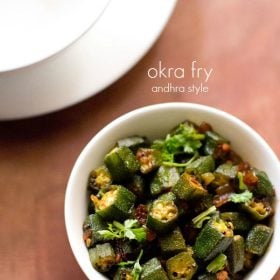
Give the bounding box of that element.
[0,1,279,279]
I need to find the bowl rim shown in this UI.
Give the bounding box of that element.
[65,102,280,280]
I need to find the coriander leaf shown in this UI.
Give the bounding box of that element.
[113,221,125,230]
[152,123,205,165]
[124,229,136,240]
[124,219,139,229]
[97,230,120,239]
[98,219,146,242]
[131,250,143,280]
[229,190,253,203]
[117,260,135,267]
[192,206,217,228]
[130,228,147,242]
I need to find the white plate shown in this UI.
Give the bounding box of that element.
[0,0,177,120]
[0,0,110,72]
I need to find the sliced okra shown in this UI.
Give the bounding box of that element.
[140,257,169,280]
[104,146,139,183]
[172,172,208,201]
[136,148,161,174]
[215,163,238,179]
[83,213,109,247]
[240,199,273,221]
[254,170,275,197]
[206,253,227,273]
[125,174,146,198]
[159,227,187,256]
[166,251,198,280]
[194,217,234,261]
[117,136,148,151]
[245,224,273,256]
[89,243,116,272]
[220,212,252,232]
[225,235,245,274]
[146,199,178,233]
[91,185,136,220]
[150,166,180,196]
[185,155,215,175]
[88,165,112,190]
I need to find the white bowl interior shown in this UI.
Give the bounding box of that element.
[65,103,280,280]
[0,0,110,72]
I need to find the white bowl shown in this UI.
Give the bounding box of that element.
[0,0,110,72]
[65,102,280,280]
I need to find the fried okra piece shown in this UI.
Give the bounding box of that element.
[150,166,180,196]
[172,172,208,201]
[88,165,112,191]
[140,258,169,280]
[225,235,245,274]
[194,217,234,261]
[166,251,198,280]
[240,199,273,221]
[245,224,273,256]
[159,227,187,256]
[136,148,161,174]
[104,146,139,183]
[89,243,116,272]
[146,199,178,233]
[91,185,136,221]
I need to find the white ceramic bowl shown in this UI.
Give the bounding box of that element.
[65,102,280,280]
[0,0,110,72]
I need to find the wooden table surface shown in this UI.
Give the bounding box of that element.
[0,1,279,279]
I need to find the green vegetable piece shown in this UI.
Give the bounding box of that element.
[205,130,228,143]
[185,155,215,175]
[201,172,215,186]
[245,224,273,256]
[159,227,187,256]
[83,213,109,246]
[104,146,139,182]
[150,166,180,196]
[254,170,275,197]
[158,191,177,202]
[114,267,133,280]
[215,163,238,179]
[237,172,248,191]
[192,206,217,229]
[220,212,252,231]
[203,131,228,156]
[206,253,227,273]
[194,217,233,261]
[126,174,146,198]
[89,243,115,272]
[147,199,178,233]
[166,251,198,280]
[136,148,161,174]
[226,235,245,273]
[229,190,253,204]
[240,199,273,221]
[140,258,168,280]
[88,165,112,190]
[91,185,136,220]
[172,172,208,201]
[117,136,148,150]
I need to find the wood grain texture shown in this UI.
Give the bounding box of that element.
[0,1,279,279]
